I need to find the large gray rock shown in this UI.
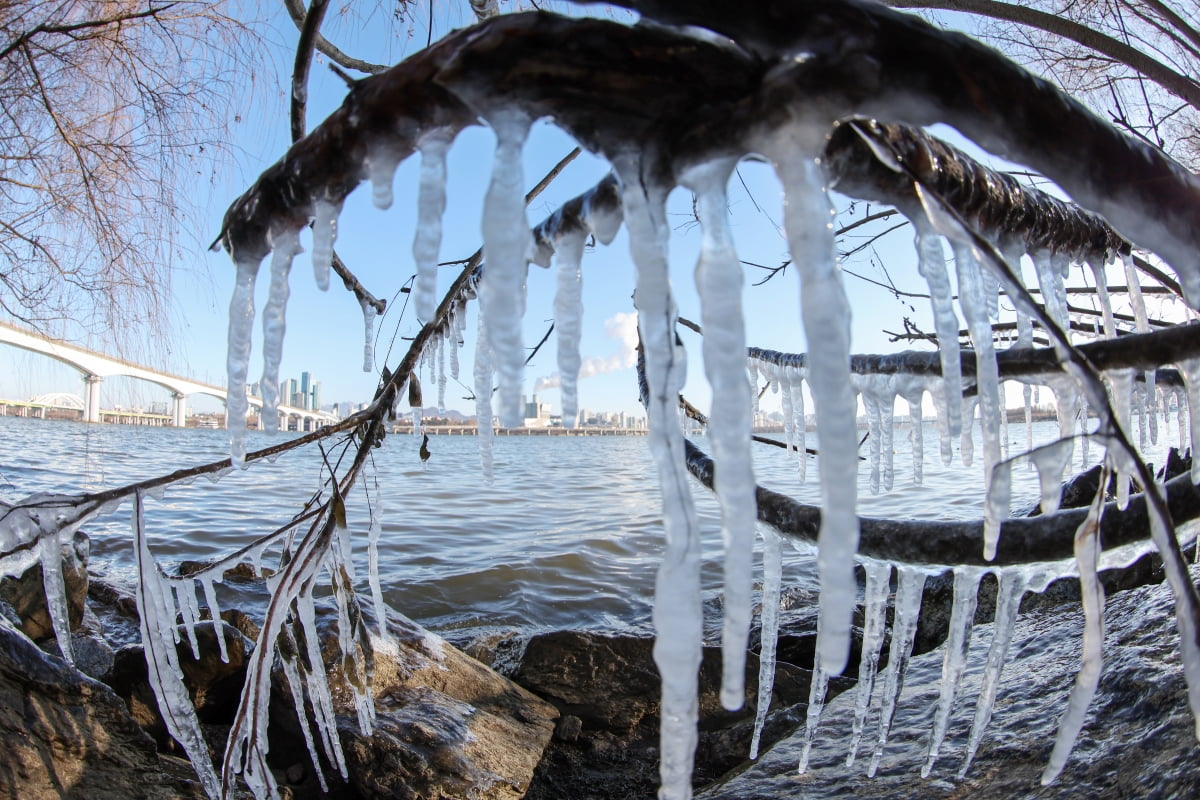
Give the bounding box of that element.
[700,574,1200,799]
[0,619,207,799]
[329,614,559,800]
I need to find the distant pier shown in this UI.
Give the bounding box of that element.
[394,424,647,436]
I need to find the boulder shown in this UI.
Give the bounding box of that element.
[307,613,558,800]
[699,575,1200,799]
[0,530,90,641]
[0,619,208,799]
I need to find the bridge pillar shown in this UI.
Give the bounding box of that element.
[172,392,187,427]
[83,375,102,423]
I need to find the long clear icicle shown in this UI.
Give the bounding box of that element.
[684,157,758,710]
[413,131,452,323]
[260,230,301,432]
[868,568,927,778]
[895,376,925,485]
[797,648,831,774]
[360,298,375,373]
[1042,474,1107,785]
[749,529,783,760]
[915,222,962,442]
[311,199,339,291]
[846,561,892,767]
[1120,255,1158,445]
[1182,359,1200,484]
[226,255,263,467]
[479,110,533,429]
[616,155,701,800]
[132,492,220,800]
[475,301,496,481]
[923,566,983,777]
[768,134,860,676]
[951,242,1002,495]
[554,231,586,428]
[791,370,808,482]
[958,569,1028,778]
[38,528,74,665]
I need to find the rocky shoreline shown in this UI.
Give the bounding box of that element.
[1,503,1198,798]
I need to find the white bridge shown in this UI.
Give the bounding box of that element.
[0,320,337,430]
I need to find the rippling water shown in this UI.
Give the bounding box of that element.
[0,413,1179,642]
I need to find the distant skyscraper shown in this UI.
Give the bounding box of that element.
[311,380,322,411]
[300,372,311,410]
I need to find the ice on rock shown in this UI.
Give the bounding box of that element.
[766,132,860,677]
[749,529,783,760]
[868,567,926,778]
[554,231,586,428]
[616,153,701,800]
[311,198,340,292]
[226,255,264,467]
[414,131,453,322]
[479,110,534,430]
[915,222,962,440]
[923,566,983,777]
[681,157,757,710]
[958,569,1028,779]
[260,229,301,432]
[846,560,892,767]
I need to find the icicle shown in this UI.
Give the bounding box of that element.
[915,221,962,440]
[479,110,533,429]
[311,198,340,291]
[132,492,220,800]
[38,531,74,665]
[330,547,374,734]
[781,368,796,466]
[846,561,892,767]
[554,231,586,428]
[1033,250,1068,334]
[1107,368,1135,508]
[1088,260,1116,339]
[960,396,979,468]
[766,134,860,676]
[1033,438,1075,514]
[413,131,452,322]
[855,375,884,496]
[1042,473,1107,785]
[1180,359,1200,484]
[449,307,462,381]
[1080,396,1091,469]
[749,529,783,760]
[616,153,701,800]
[278,646,331,794]
[923,566,984,777]
[792,370,808,482]
[260,229,301,432]
[895,376,925,485]
[367,511,392,643]
[474,303,495,482]
[367,147,400,210]
[682,157,758,711]
[297,589,349,777]
[174,578,202,661]
[436,332,447,413]
[199,576,228,664]
[748,359,761,423]
[1024,382,1034,455]
[983,459,1011,561]
[868,568,927,778]
[958,569,1028,778]
[951,241,1002,491]
[998,379,1010,461]
[797,655,831,774]
[226,254,263,467]
[359,297,375,373]
[929,376,954,466]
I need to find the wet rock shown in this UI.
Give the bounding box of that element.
[0,530,90,641]
[312,614,557,800]
[699,576,1200,799]
[0,620,207,799]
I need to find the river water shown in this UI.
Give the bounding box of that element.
[0,413,1180,644]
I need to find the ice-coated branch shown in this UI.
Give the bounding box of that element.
[682,438,1200,567]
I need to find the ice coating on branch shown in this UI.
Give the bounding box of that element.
[749,529,782,760]
[923,566,983,777]
[226,255,263,467]
[311,198,340,292]
[554,231,586,428]
[951,242,1001,492]
[868,568,926,778]
[682,157,756,710]
[479,110,533,429]
[915,222,962,442]
[474,302,495,481]
[360,297,375,373]
[260,229,301,432]
[367,147,400,210]
[297,589,349,776]
[767,132,859,676]
[846,560,891,767]
[584,184,623,245]
[617,154,700,800]
[958,569,1028,778]
[278,646,331,794]
[1182,359,1200,484]
[132,493,220,800]
[414,132,452,322]
[1042,481,1106,785]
